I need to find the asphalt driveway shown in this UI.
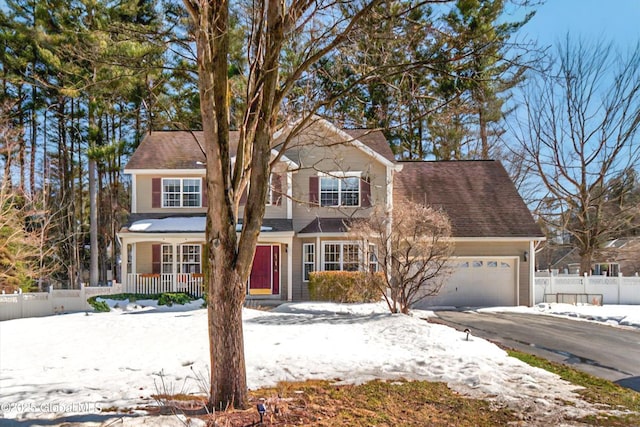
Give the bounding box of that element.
[433,311,640,392]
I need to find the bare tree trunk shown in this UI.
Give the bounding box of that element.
[479,106,489,160]
[89,94,99,287]
[30,84,37,198]
[579,251,593,276]
[207,251,247,409]
[183,0,380,410]
[191,0,249,409]
[17,86,25,195]
[2,154,10,187]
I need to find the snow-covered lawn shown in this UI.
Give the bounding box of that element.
[479,303,640,329]
[0,300,605,425]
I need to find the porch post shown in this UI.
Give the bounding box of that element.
[121,240,128,287]
[287,239,293,302]
[315,236,321,271]
[172,242,178,292]
[286,172,293,220]
[131,243,137,282]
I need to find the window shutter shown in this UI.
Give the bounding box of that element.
[152,244,161,274]
[152,178,161,208]
[272,174,283,206]
[309,176,319,205]
[361,176,371,208]
[201,177,207,207]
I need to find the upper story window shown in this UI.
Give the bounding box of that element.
[241,173,282,206]
[319,172,360,207]
[162,178,201,208]
[265,174,273,206]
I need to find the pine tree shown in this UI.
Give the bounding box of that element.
[432,0,534,159]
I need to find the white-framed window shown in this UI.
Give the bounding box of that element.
[180,244,201,273]
[265,174,273,206]
[161,245,173,274]
[162,178,201,208]
[160,244,202,274]
[302,243,315,282]
[319,172,360,207]
[368,244,378,272]
[321,241,360,271]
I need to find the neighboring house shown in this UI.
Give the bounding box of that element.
[538,238,640,276]
[117,118,544,307]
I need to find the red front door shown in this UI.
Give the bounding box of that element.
[249,245,279,295]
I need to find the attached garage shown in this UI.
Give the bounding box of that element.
[394,161,546,307]
[423,257,518,307]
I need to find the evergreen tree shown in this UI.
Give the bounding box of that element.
[432,0,534,159]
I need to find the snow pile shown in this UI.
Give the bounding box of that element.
[481,303,640,329]
[129,217,206,232]
[536,303,640,328]
[96,297,205,313]
[0,302,594,424]
[128,217,272,233]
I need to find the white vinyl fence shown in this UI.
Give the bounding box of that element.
[0,283,124,321]
[535,274,640,305]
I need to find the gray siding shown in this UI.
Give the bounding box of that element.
[289,137,388,232]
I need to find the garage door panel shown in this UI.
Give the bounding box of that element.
[416,257,517,308]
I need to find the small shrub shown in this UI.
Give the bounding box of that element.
[308,271,383,303]
[157,292,193,306]
[87,296,110,312]
[87,292,195,311]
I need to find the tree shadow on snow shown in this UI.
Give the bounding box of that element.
[245,312,391,326]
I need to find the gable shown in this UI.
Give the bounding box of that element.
[125,122,395,172]
[394,160,544,239]
[274,118,397,169]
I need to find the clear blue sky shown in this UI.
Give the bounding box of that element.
[520,0,640,50]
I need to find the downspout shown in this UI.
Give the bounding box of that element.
[529,240,536,306]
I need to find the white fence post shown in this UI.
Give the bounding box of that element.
[19,288,24,318]
[49,285,54,314]
[618,272,622,304]
[80,282,86,310]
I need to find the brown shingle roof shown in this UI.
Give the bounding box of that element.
[394,161,544,238]
[125,129,394,170]
[126,131,207,170]
[343,129,395,162]
[298,218,353,234]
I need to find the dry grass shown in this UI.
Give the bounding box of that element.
[187,379,517,426]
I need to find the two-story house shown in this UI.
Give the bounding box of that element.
[117,118,544,307]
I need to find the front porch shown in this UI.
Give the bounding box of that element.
[119,228,295,301]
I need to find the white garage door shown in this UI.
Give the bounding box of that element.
[419,257,518,308]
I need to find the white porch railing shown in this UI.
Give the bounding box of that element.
[124,273,204,298]
[534,274,640,305]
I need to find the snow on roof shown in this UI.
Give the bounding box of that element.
[128,217,272,233]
